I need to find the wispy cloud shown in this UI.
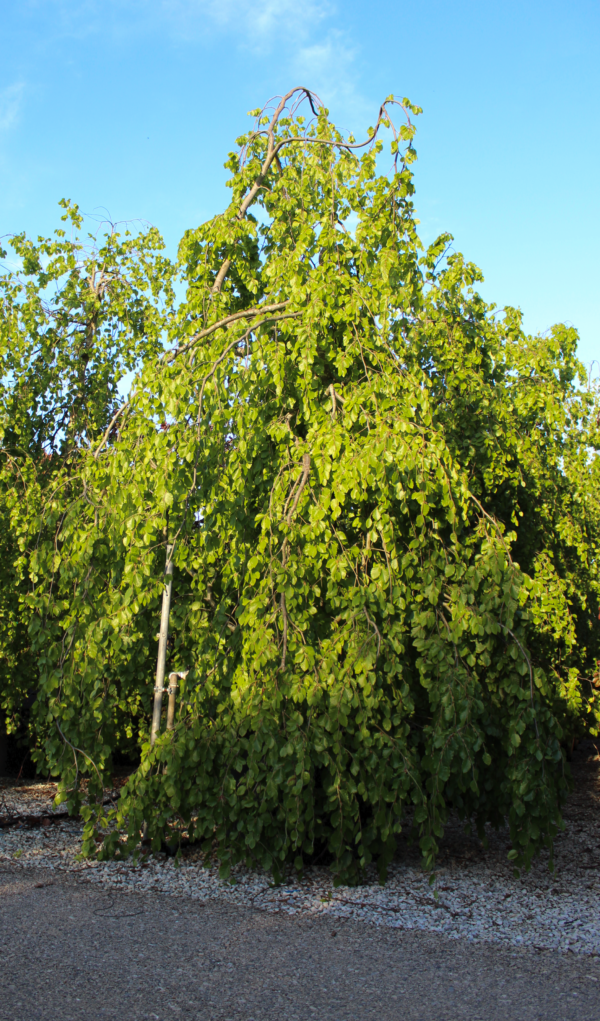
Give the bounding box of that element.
[174,3,379,138]
[154,0,333,48]
[292,33,375,135]
[0,83,25,132]
[293,34,357,102]
[29,0,332,48]
[20,1,376,131]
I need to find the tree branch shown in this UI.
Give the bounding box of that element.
[279,452,311,672]
[286,452,311,525]
[92,304,294,459]
[196,312,300,424]
[211,88,414,294]
[93,399,134,460]
[169,300,290,361]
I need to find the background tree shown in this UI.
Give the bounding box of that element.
[3,90,599,882]
[0,206,175,763]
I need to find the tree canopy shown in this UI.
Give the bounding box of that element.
[1,89,599,883]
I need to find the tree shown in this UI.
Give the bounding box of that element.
[4,89,599,882]
[0,205,175,758]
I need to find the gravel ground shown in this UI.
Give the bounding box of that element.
[2,743,599,959]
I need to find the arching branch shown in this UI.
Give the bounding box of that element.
[169,300,290,360]
[195,312,300,424]
[211,87,416,294]
[93,399,134,460]
[92,302,294,459]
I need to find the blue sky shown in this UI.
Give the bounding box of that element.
[1,0,598,368]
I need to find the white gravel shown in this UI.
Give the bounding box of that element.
[2,763,599,958]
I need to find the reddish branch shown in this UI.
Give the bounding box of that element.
[211,86,415,294]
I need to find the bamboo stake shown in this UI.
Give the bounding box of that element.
[150,543,174,747]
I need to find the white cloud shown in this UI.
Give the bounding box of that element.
[35,0,333,48]
[0,83,25,132]
[293,35,356,99]
[107,1,371,119]
[156,0,332,48]
[19,1,377,132]
[291,33,374,134]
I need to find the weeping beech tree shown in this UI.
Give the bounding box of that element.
[5,89,600,881]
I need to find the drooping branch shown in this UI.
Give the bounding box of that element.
[211,87,417,294]
[279,451,311,671]
[195,311,300,423]
[92,303,294,459]
[286,452,311,525]
[169,300,290,360]
[93,399,134,460]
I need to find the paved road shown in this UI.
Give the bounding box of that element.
[1,866,599,1020]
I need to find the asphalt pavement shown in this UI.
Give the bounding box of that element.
[1,866,599,1020]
